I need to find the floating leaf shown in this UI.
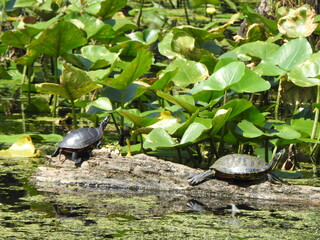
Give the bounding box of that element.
[0,136,40,158]
[278,5,318,38]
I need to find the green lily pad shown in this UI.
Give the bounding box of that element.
[231,67,271,93]
[102,49,153,90]
[36,64,101,100]
[165,58,209,88]
[267,38,312,71]
[28,21,87,58]
[143,128,177,150]
[203,61,245,91]
[288,51,320,87]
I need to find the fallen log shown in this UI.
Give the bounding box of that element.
[32,149,320,206]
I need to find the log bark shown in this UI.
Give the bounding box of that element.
[32,149,320,207]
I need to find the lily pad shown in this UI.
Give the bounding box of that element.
[278,5,318,38]
[0,136,40,158]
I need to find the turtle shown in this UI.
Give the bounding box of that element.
[52,115,111,165]
[188,149,286,185]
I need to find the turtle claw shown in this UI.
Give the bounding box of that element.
[188,170,214,186]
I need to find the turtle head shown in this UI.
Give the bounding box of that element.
[100,115,111,129]
[270,149,285,170]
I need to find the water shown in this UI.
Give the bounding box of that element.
[0,157,319,239]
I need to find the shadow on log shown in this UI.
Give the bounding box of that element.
[32,149,320,207]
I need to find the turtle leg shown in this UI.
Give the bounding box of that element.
[71,151,82,166]
[188,170,214,186]
[96,140,102,149]
[52,148,63,162]
[267,172,289,184]
[52,148,60,157]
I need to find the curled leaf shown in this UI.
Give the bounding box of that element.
[0,136,41,158]
[278,5,318,38]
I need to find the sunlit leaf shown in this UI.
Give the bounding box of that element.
[36,64,101,100]
[180,122,208,145]
[165,59,209,88]
[237,120,265,138]
[231,67,271,93]
[203,62,245,91]
[267,38,312,71]
[127,29,160,45]
[275,125,301,139]
[0,136,40,158]
[86,97,113,114]
[288,51,320,87]
[81,45,119,70]
[143,128,177,150]
[236,41,279,60]
[291,118,319,138]
[150,69,178,90]
[103,49,153,89]
[210,108,232,135]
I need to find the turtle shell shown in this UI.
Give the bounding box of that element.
[211,154,271,179]
[58,127,103,150]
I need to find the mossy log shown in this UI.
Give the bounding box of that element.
[32,149,320,206]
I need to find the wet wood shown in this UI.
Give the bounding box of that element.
[32,149,320,206]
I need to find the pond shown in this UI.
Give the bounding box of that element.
[0,154,319,239]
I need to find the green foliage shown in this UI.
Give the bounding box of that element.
[1,0,320,172]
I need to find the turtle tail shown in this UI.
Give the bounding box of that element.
[188,170,214,186]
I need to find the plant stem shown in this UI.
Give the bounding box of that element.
[21,66,27,133]
[182,0,190,25]
[311,85,320,140]
[120,89,125,137]
[70,98,77,128]
[137,0,144,27]
[274,77,283,121]
[52,57,59,116]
